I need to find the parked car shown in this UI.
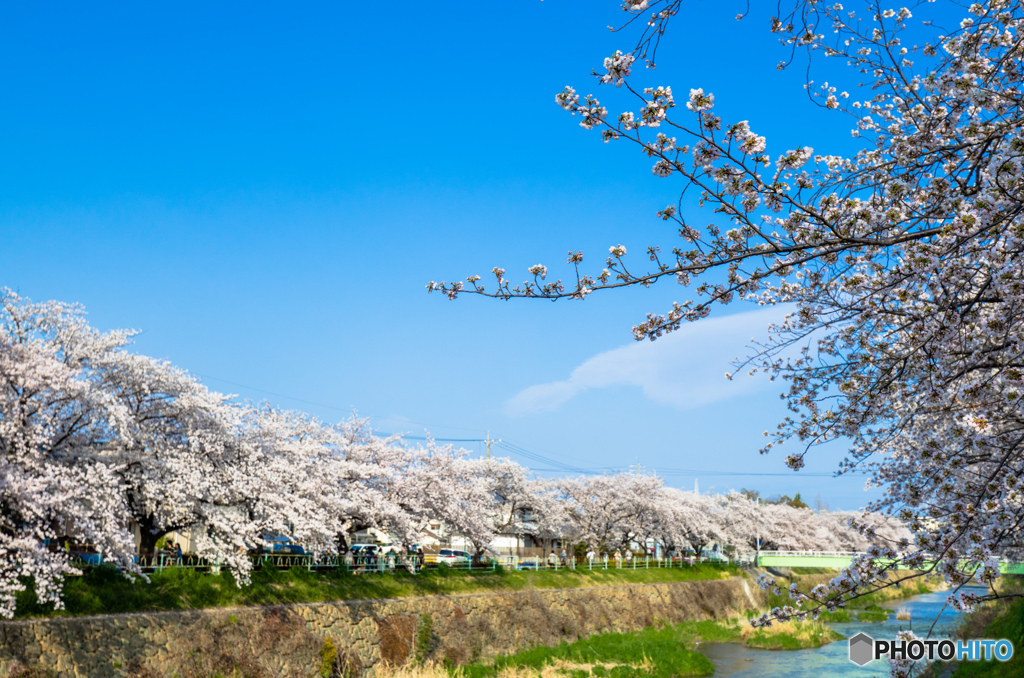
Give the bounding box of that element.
[264,535,306,555]
[435,548,471,565]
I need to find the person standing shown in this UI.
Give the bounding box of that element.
[624,549,633,568]
[548,550,558,569]
[614,550,622,568]
[586,549,596,569]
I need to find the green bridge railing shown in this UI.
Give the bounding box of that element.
[755,550,1024,575]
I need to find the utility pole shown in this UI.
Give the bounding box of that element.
[484,431,500,459]
[755,497,761,567]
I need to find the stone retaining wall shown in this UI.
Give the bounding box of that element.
[0,578,764,678]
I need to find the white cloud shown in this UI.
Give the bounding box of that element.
[504,306,791,417]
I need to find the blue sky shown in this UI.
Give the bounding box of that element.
[0,0,937,509]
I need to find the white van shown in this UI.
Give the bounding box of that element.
[436,548,471,564]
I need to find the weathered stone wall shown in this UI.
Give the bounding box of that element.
[0,578,764,678]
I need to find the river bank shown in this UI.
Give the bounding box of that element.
[12,563,740,620]
[0,576,762,677]
[916,576,1024,678]
[0,568,953,677]
[430,569,947,678]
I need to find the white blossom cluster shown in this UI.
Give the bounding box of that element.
[430,1,1024,647]
[0,288,904,617]
[551,482,908,561]
[0,290,513,618]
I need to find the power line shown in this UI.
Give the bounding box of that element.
[495,440,590,474]
[198,375,489,437]
[199,375,353,412]
[196,375,847,479]
[377,433,485,443]
[656,469,837,477]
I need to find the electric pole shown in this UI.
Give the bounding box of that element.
[484,431,500,459]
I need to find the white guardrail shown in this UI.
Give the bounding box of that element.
[756,550,865,558]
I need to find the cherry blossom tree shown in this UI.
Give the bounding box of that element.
[0,291,138,617]
[335,420,496,552]
[97,351,260,567]
[430,0,1024,643]
[240,407,370,558]
[656,488,727,559]
[469,457,564,555]
[555,473,664,550]
[0,287,925,626]
[399,443,495,556]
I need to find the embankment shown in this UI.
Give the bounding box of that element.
[0,577,764,678]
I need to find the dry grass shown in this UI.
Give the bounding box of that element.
[373,657,667,678]
[895,606,911,621]
[740,618,844,650]
[495,660,618,678]
[374,663,459,678]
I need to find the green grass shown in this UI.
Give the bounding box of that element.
[673,618,745,644]
[848,577,938,608]
[945,577,1024,678]
[13,562,740,619]
[759,571,942,624]
[738,570,944,628]
[743,622,844,650]
[456,614,844,678]
[458,624,716,678]
[953,598,1024,677]
[855,605,891,622]
[673,613,842,650]
[674,613,842,651]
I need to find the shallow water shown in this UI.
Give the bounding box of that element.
[700,585,985,677]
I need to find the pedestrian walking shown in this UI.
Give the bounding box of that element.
[560,548,568,567]
[586,549,595,568]
[625,549,633,567]
[548,550,558,569]
[614,550,622,568]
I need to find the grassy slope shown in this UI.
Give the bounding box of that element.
[459,624,716,678]
[454,568,940,677]
[952,597,1024,677]
[13,563,740,619]
[774,571,944,623]
[455,615,844,678]
[944,577,1024,678]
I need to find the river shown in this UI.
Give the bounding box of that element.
[700,585,987,677]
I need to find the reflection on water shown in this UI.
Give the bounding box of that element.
[701,585,986,677]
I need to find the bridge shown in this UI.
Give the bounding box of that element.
[755,550,1024,575]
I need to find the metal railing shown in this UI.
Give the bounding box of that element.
[756,550,865,558]
[70,552,735,575]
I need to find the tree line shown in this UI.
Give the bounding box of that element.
[0,290,907,618]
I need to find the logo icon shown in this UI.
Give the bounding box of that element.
[849,632,874,666]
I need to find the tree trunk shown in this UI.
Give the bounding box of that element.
[136,514,170,556]
[334,532,351,553]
